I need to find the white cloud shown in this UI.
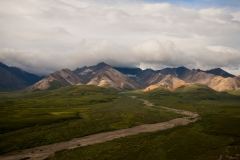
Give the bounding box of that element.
[132,40,192,66]
[1,39,239,76]
[0,0,240,75]
[195,46,240,70]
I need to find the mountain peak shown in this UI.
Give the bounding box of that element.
[114,67,142,75]
[176,66,190,74]
[60,69,71,72]
[27,69,83,91]
[73,62,140,90]
[206,68,223,72]
[205,68,235,78]
[96,62,110,67]
[177,66,189,70]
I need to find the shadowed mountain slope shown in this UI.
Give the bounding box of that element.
[0,62,43,91]
[113,67,142,75]
[203,68,235,78]
[136,69,165,87]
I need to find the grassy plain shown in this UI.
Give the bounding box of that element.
[0,85,183,154]
[50,84,240,160]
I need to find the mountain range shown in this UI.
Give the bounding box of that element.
[1,62,239,92]
[0,62,43,91]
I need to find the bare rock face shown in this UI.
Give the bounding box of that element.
[75,62,140,90]
[143,75,186,92]
[142,69,240,92]
[158,66,191,78]
[27,69,83,91]
[208,76,240,91]
[87,67,140,90]
[26,63,240,92]
[182,71,217,84]
[27,63,140,91]
[136,69,166,87]
[178,71,240,91]
[49,69,83,85]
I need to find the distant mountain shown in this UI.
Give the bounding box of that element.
[74,62,110,84]
[27,69,83,91]
[203,68,235,78]
[23,62,240,92]
[136,69,165,87]
[74,62,140,90]
[129,66,239,92]
[113,67,142,75]
[143,70,240,92]
[207,76,240,91]
[157,67,235,78]
[112,65,240,91]
[131,67,194,88]
[143,75,186,91]
[158,66,191,78]
[169,70,239,91]
[0,62,43,91]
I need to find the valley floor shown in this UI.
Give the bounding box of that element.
[0,97,199,160]
[1,85,240,160]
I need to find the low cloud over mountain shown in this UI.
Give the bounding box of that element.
[0,40,240,76]
[0,0,240,75]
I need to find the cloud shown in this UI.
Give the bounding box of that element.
[0,0,240,75]
[132,40,192,66]
[195,46,240,70]
[1,0,240,49]
[1,39,240,76]
[0,48,69,75]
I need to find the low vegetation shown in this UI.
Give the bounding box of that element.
[228,90,240,96]
[48,80,70,90]
[0,85,182,154]
[49,84,240,160]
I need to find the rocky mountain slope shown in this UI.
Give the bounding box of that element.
[171,70,240,91]
[136,69,165,87]
[142,70,239,92]
[202,68,235,78]
[143,75,187,91]
[7,62,238,92]
[0,62,43,91]
[116,66,239,92]
[27,69,83,91]
[158,66,191,78]
[207,76,240,91]
[74,62,140,90]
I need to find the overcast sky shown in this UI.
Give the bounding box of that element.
[0,0,240,75]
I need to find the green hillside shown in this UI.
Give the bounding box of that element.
[48,80,70,90]
[228,90,240,96]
